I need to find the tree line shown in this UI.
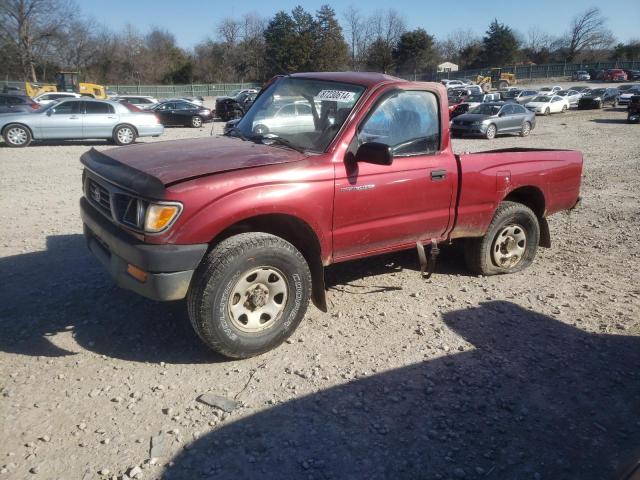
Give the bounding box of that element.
[1,0,639,85]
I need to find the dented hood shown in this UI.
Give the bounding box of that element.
[80,136,305,197]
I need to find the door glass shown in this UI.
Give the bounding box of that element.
[52,102,81,114]
[84,102,113,114]
[358,90,440,156]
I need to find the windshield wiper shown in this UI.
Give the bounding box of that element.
[258,134,306,154]
[224,126,250,141]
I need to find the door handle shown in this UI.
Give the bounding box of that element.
[431,169,446,181]
[69,115,80,119]
[107,116,116,119]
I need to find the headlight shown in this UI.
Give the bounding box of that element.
[202,109,211,115]
[144,203,182,233]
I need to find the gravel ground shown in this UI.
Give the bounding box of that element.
[1,81,639,480]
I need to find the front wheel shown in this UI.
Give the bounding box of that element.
[465,201,540,276]
[187,233,312,359]
[113,124,136,146]
[191,115,203,128]
[485,124,497,139]
[544,107,550,116]
[520,121,531,137]
[561,105,567,113]
[2,124,32,147]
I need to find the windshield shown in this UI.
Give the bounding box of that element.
[540,87,552,92]
[500,90,519,99]
[467,94,485,102]
[531,96,550,102]
[234,77,365,152]
[590,89,606,96]
[469,104,500,115]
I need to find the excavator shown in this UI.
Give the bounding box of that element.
[474,68,517,92]
[25,71,106,99]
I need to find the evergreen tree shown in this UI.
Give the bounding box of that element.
[264,11,298,75]
[393,28,438,75]
[481,19,520,66]
[365,38,395,73]
[313,5,349,71]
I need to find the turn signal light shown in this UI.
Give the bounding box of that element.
[144,204,181,233]
[127,264,148,283]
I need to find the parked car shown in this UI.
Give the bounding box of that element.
[33,92,82,105]
[0,93,40,114]
[451,102,536,139]
[447,89,470,105]
[603,69,627,82]
[500,89,539,104]
[0,98,163,147]
[451,84,482,95]
[570,86,591,93]
[588,69,606,80]
[577,88,619,109]
[618,87,640,106]
[623,70,640,81]
[79,71,582,358]
[449,102,470,119]
[538,86,562,96]
[617,84,640,93]
[215,91,257,121]
[113,95,159,109]
[628,95,640,123]
[151,100,213,127]
[572,70,591,81]
[555,90,582,107]
[463,93,501,108]
[525,95,570,115]
[251,101,316,135]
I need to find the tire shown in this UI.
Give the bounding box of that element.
[485,124,497,140]
[253,124,269,135]
[113,124,136,146]
[464,201,540,276]
[561,105,567,113]
[498,80,509,90]
[187,232,312,359]
[2,123,32,147]
[481,82,491,93]
[520,121,531,137]
[191,115,203,128]
[544,107,550,116]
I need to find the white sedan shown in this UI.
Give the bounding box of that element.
[556,89,582,107]
[34,92,82,105]
[524,95,570,115]
[538,86,563,96]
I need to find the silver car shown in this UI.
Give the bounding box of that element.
[252,101,315,135]
[0,98,164,147]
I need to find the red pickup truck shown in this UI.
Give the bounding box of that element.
[80,72,582,358]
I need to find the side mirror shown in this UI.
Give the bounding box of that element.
[355,142,393,166]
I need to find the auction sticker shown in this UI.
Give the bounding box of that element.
[315,90,356,102]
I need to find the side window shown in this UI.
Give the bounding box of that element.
[358,90,440,156]
[514,104,526,114]
[51,101,81,114]
[7,96,24,104]
[85,102,113,114]
[296,103,312,116]
[501,104,514,115]
[175,101,193,110]
[278,104,296,117]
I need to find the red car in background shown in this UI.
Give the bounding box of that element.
[604,69,628,82]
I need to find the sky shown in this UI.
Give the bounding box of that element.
[80,0,639,49]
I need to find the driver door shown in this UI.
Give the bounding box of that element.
[332,89,457,260]
[41,100,83,138]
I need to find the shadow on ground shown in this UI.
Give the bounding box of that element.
[0,235,468,362]
[590,118,629,124]
[160,301,640,480]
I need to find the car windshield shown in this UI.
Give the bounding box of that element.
[233,77,365,152]
[468,104,500,115]
[531,96,550,102]
[590,89,606,96]
[539,88,552,92]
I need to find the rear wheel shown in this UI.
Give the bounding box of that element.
[465,201,540,276]
[544,107,550,116]
[485,124,497,139]
[3,124,32,147]
[498,80,509,90]
[187,232,312,359]
[113,124,136,146]
[191,115,203,128]
[520,121,531,137]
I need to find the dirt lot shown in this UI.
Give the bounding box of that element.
[1,82,640,480]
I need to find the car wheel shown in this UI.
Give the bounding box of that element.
[253,124,269,135]
[498,80,509,90]
[113,124,136,146]
[561,105,567,113]
[187,232,312,359]
[520,121,531,137]
[465,201,540,276]
[612,99,618,107]
[2,124,32,147]
[191,115,203,128]
[485,124,497,140]
[544,107,550,116]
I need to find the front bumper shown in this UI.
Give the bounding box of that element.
[80,197,208,301]
[451,123,488,136]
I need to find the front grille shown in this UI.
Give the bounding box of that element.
[87,179,111,215]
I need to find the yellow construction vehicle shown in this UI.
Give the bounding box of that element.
[474,68,517,92]
[25,72,106,99]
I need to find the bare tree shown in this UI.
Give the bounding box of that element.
[217,17,241,47]
[0,0,74,81]
[563,7,614,62]
[437,28,480,63]
[342,5,362,69]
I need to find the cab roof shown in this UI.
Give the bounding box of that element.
[289,71,404,88]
